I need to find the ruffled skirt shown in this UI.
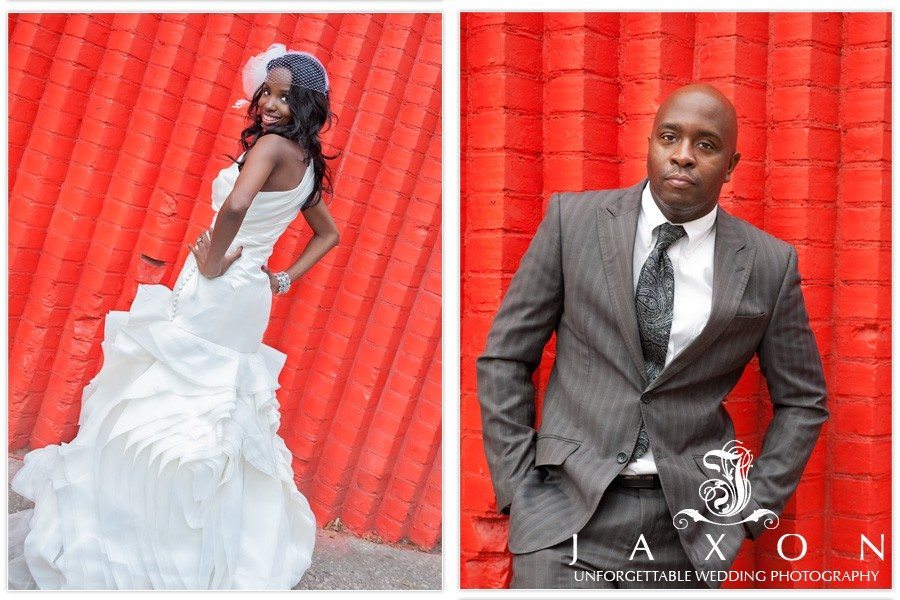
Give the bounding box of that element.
[9,283,316,589]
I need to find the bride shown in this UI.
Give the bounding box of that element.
[9,44,340,590]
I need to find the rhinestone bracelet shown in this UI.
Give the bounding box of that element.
[274,271,291,295]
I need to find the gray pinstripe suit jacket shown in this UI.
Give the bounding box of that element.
[476,180,828,584]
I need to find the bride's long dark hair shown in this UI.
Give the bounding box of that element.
[233,54,338,208]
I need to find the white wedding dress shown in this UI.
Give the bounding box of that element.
[9,154,317,590]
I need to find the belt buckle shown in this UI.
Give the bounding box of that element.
[617,474,658,488]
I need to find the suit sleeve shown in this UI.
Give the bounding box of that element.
[476,194,564,514]
[741,246,828,538]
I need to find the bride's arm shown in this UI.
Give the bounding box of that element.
[190,136,280,277]
[262,200,340,291]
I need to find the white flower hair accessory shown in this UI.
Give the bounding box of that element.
[232,43,329,109]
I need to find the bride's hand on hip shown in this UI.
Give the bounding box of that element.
[188,228,243,278]
[260,265,280,294]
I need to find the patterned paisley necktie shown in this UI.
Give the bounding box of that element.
[630,222,687,460]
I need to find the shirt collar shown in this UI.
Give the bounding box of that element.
[640,182,717,254]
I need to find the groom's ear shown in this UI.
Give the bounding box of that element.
[724,152,741,182]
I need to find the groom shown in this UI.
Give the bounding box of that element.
[476,83,828,589]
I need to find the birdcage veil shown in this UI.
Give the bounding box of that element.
[233,43,329,108]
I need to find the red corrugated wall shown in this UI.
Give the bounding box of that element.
[461,12,890,588]
[8,13,441,549]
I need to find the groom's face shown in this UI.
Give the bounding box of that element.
[646,86,741,224]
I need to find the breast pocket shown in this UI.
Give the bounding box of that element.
[724,311,769,333]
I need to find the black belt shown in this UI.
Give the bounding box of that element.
[613,474,661,488]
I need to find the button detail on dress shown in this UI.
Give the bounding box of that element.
[617,452,628,463]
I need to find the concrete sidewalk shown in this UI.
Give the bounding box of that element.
[8,453,440,590]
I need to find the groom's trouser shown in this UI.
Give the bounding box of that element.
[510,479,707,589]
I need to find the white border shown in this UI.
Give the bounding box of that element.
[4,3,898,599]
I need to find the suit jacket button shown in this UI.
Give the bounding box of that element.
[617,452,628,463]
[640,395,651,404]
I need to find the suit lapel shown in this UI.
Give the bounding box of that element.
[596,180,647,385]
[645,206,756,393]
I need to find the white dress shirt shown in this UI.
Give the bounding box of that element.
[620,183,717,475]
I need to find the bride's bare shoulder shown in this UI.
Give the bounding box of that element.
[248,134,306,164]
